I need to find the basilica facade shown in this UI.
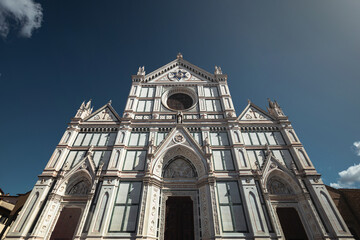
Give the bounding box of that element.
[5,54,354,240]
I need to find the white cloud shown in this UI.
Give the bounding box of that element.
[0,0,42,38]
[353,141,360,156]
[330,163,360,188]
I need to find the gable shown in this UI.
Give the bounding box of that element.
[153,126,205,159]
[142,57,216,83]
[84,104,120,123]
[240,107,272,121]
[151,66,212,83]
[238,102,274,121]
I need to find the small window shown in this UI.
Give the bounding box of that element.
[123,151,146,171]
[210,132,229,146]
[191,132,203,145]
[205,99,222,111]
[128,132,149,146]
[139,87,155,98]
[204,87,219,97]
[73,133,116,147]
[212,150,234,170]
[156,132,169,145]
[137,100,154,112]
[63,132,71,143]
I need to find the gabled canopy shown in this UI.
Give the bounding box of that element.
[133,53,227,83]
[83,101,121,123]
[238,100,275,121]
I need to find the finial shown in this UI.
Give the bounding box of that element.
[87,146,94,157]
[247,99,252,104]
[177,52,183,59]
[85,99,92,108]
[267,98,275,108]
[108,100,112,105]
[267,99,285,117]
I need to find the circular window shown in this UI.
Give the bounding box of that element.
[167,93,193,110]
[162,87,198,112]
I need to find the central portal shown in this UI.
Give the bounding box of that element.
[164,196,195,240]
[276,207,308,240]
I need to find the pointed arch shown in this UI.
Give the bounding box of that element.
[249,191,265,232]
[94,192,109,232]
[288,130,297,142]
[238,149,247,167]
[65,171,92,196]
[113,150,120,168]
[120,132,125,143]
[163,156,197,178]
[234,131,241,143]
[263,168,302,195]
[64,132,71,143]
[320,191,345,232]
[152,144,207,178]
[50,150,62,168]
[298,149,311,167]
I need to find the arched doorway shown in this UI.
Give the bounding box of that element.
[50,207,82,240]
[267,176,310,240]
[158,155,201,240]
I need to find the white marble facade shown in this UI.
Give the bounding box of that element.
[6,54,354,240]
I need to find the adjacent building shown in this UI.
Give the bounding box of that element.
[5,54,355,239]
[0,189,30,239]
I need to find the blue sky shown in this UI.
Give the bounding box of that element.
[0,0,360,194]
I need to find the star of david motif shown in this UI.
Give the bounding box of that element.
[168,70,190,81]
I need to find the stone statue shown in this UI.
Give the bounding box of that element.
[177,111,183,124]
[214,66,222,75]
[137,66,145,75]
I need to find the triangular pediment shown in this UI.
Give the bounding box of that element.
[238,101,274,121]
[84,103,121,123]
[153,126,206,160]
[140,58,218,83]
[64,153,96,178]
[262,153,289,174]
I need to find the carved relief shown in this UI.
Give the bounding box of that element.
[267,178,293,195]
[88,108,117,121]
[210,184,220,235]
[66,179,91,195]
[163,158,196,178]
[199,187,210,238]
[173,133,185,143]
[137,184,148,235]
[149,187,159,235]
[241,107,270,121]
[153,146,206,178]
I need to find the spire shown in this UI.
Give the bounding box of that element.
[267,99,286,119]
[177,52,183,59]
[75,99,93,119]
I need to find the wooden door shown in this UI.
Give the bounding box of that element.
[277,207,308,240]
[50,207,81,240]
[164,197,194,240]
